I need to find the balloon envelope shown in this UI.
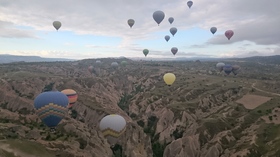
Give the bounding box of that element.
[61,89,78,108]
[143,49,149,57]
[153,10,165,25]
[111,62,119,67]
[168,17,174,24]
[165,35,170,42]
[170,27,177,36]
[53,21,61,31]
[96,60,101,64]
[223,64,233,75]
[163,73,176,86]
[127,19,135,28]
[210,27,217,34]
[232,65,241,75]
[121,61,127,66]
[187,1,193,8]
[171,47,178,55]
[225,30,234,40]
[216,62,225,72]
[88,65,94,73]
[99,114,126,145]
[34,91,68,128]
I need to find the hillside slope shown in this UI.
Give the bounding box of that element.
[0,58,280,157]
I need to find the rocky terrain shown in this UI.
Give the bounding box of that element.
[0,57,280,157]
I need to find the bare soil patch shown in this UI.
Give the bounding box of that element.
[236,94,271,109]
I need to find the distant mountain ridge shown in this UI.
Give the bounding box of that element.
[0,54,75,63]
[1,54,280,64]
[225,55,280,64]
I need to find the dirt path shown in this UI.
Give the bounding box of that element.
[251,82,280,96]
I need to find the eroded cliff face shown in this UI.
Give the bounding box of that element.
[0,61,153,157]
[1,60,280,157]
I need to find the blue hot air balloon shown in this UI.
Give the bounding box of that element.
[34,91,69,132]
[223,64,233,75]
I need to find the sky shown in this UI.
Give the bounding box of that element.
[0,0,280,60]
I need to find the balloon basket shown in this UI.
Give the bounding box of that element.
[50,128,56,133]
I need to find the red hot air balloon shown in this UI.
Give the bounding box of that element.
[225,30,234,40]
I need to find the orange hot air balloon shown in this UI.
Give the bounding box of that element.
[61,89,78,108]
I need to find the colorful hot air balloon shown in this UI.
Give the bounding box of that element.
[210,27,217,34]
[153,10,165,26]
[187,1,193,8]
[171,47,178,55]
[143,49,149,57]
[216,62,225,72]
[163,73,176,86]
[99,114,127,145]
[34,91,68,132]
[223,64,233,75]
[170,27,177,36]
[61,89,78,108]
[168,17,174,24]
[232,65,241,75]
[53,21,61,31]
[225,30,234,40]
[127,19,135,28]
[165,35,170,42]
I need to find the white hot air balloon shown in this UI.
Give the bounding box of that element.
[99,114,127,145]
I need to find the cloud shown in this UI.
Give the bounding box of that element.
[217,46,280,58]
[0,0,279,58]
[0,20,38,38]
[1,1,278,40]
[147,50,216,58]
[189,44,208,48]
[4,50,98,59]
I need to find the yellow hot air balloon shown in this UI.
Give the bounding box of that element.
[61,89,78,108]
[163,73,176,86]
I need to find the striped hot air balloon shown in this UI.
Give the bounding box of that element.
[61,89,78,108]
[99,114,126,146]
[34,91,68,132]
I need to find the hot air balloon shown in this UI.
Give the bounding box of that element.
[170,27,177,36]
[168,17,174,24]
[53,21,61,31]
[153,10,165,26]
[163,73,176,86]
[210,27,217,34]
[61,89,78,108]
[121,61,127,66]
[99,114,127,145]
[187,1,193,8]
[88,65,94,74]
[216,62,225,72]
[223,64,232,75]
[111,62,119,67]
[127,19,135,28]
[165,35,170,42]
[171,47,178,55]
[232,65,241,75]
[96,60,101,64]
[143,49,149,57]
[225,30,234,40]
[34,91,68,132]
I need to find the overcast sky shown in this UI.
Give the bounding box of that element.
[0,0,279,59]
